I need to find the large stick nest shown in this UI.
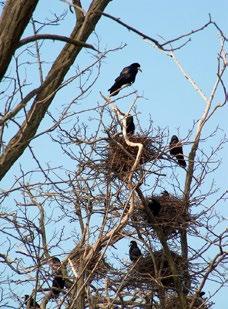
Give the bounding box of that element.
[104,135,158,179]
[126,250,189,291]
[132,193,190,238]
[154,294,211,309]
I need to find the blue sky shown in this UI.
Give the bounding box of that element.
[0,0,227,308]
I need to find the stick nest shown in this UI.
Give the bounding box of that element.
[127,250,188,290]
[154,295,210,309]
[132,193,190,238]
[104,135,157,179]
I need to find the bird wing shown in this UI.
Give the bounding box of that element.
[115,66,130,82]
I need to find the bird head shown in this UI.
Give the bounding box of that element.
[161,190,169,196]
[130,240,137,247]
[51,256,61,263]
[170,135,179,143]
[49,256,61,270]
[131,63,142,72]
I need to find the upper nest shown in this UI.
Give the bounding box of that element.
[104,135,158,179]
[132,192,190,238]
[126,250,189,291]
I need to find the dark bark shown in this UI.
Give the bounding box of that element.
[0,0,39,81]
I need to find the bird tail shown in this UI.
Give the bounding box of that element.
[108,85,120,96]
[177,155,187,167]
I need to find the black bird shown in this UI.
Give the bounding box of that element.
[169,135,187,168]
[50,256,65,298]
[161,190,169,197]
[24,295,40,309]
[199,291,206,297]
[108,63,141,96]
[129,240,142,262]
[147,198,161,217]
[122,115,135,135]
[51,274,65,298]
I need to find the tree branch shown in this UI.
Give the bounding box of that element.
[101,12,164,50]
[18,34,98,52]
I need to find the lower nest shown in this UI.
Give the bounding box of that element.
[104,135,158,179]
[132,193,190,238]
[154,295,211,309]
[127,250,190,291]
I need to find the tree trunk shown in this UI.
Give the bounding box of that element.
[0,0,39,81]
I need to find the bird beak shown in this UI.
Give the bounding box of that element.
[138,68,142,72]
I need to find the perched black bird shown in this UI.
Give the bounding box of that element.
[199,291,206,297]
[24,295,40,309]
[147,198,161,217]
[122,115,135,135]
[161,190,169,197]
[108,63,141,96]
[169,135,187,168]
[129,240,142,262]
[50,256,65,298]
[51,274,65,298]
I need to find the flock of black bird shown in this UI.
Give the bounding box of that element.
[23,63,187,307]
[111,63,192,296]
[108,62,187,167]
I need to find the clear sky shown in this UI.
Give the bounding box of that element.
[0,0,227,308]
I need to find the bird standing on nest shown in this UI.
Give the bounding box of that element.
[169,135,187,168]
[161,190,170,197]
[122,114,135,136]
[129,241,142,262]
[24,295,40,308]
[108,63,141,96]
[49,257,65,298]
[147,198,161,217]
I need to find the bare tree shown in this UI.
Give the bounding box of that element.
[0,1,227,309]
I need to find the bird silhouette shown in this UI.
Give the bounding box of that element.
[51,275,65,298]
[24,295,40,309]
[147,198,161,217]
[122,114,135,135]
[50,257,65,298]
[108,63,141,96]
[169,135,186,167]
[126,115,135,135]
[161,190,170,197]
[129,240,142,262]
